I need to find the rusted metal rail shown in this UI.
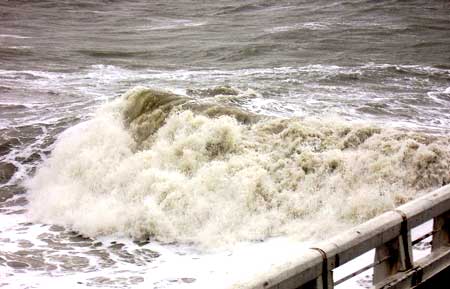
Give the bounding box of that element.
[233,185,450,289]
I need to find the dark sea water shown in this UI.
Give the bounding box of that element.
[1,1,450,288]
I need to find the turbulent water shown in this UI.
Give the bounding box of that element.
[1,0,450,288]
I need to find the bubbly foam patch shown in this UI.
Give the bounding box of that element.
[27,87,450,248]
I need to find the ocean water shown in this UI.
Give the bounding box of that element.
[1,0,450,288]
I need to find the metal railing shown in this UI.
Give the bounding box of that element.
[233,184,450,289]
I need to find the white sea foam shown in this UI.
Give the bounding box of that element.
[27,87,450,248]
[6,45,33,50]
[0,34,31,39]
[265,22,329,33]
[136,19,206,31]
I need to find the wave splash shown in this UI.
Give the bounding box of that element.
[27,87,450,247]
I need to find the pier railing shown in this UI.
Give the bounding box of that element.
[233,184,450,289]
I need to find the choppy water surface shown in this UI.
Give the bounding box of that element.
[1,1,450,288]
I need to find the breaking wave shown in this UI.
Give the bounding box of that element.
[27,87,450,248]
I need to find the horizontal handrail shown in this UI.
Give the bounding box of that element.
[233,184,450,289]
[321,184,450,269]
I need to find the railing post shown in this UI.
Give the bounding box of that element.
[373,237,401,283]
[431,211,450,251]
[373,210,413,284]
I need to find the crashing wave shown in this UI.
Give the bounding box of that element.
[27,87,450,248]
